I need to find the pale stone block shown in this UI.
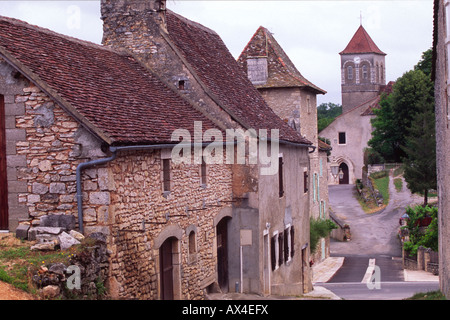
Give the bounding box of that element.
[89,192,110,205]
[50,182,66,194]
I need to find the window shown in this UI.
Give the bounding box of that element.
[271,232,279,271]
[338,132,346,145]
[362,65,368,80]
[189,231,196,254]
[162,159,171,192]
[376,64,380,83]
[247,58,268,85]
[347,66,353,80]
[303,171,309,193]
[161,149,172,195]
[178,80,185,90]
[278,232,284,265]
[278,156,284,198]
[200,158,207,186]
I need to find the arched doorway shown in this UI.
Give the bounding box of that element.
[216,217,230,292]
[339,163,349,185]
[160,237,176,300]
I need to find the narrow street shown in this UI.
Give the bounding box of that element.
[319,172,440,299]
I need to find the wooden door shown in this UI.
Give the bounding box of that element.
[339,163,349,185]
[160,238,174,300]
[217,218,229,292]
[0,95,8,231]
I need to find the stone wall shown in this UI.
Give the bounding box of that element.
[107,149,233,299]
[7,80,107,233]
[434,0,450,297]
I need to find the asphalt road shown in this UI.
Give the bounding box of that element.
[323,174,440,299]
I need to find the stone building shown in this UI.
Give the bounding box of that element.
[237,26,332,262]
[0,0,316,299]
[320,24,392,184]
[433,0,450,298]
[340,25,387,113]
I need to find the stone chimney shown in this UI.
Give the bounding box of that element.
[101,0,167,51]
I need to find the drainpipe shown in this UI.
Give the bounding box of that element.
[76,151,117,234]
[266,138,317,153]
[76,142,233,234]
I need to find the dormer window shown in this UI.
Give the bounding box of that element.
[247,58,268,85]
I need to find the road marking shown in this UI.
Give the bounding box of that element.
[361,259,376,284]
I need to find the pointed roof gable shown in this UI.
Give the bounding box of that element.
[340,25,386,55]
[238,26,326,94]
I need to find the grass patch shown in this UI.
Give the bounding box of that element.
[372,175,389,205]
[405,290,446,300]
[0,235,80,295]
[394,178,403,192]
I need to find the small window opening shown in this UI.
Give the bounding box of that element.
[178,80,185,90]
[303,171,309,193]
[278,157,284,198]
[200,158,207,186]
[338,132,346,145]
[189,231,196,254]
[162,159,171,192]
[362,65,368,80]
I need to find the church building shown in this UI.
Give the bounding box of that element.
[320,24,392,184]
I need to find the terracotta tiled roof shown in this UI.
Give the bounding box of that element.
[318,139,332,152]
[340,25,386,55]
[238,26,326,94]
[0,15,220,145]
[360,81,396,116]
[165,12,312,145]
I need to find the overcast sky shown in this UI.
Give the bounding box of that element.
[0,0,434,105]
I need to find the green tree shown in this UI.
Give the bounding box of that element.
[368,94,397,162]
[414,48,433,77]
[317,103,342,132]
[369,69,434,163]
[402,99,436,206]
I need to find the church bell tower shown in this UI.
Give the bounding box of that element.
[340,24,386,113]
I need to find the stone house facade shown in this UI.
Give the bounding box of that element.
[433,0,450,298]
[320,25,391,184]
[237,26,332,262]
[0,0,317,299]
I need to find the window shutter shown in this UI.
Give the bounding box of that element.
[290,227,295,258]
[284,228,289,263]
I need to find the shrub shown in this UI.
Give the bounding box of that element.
[403,205,438,256]
[370,170,388,179]
[310,218,337,254]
